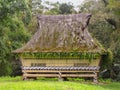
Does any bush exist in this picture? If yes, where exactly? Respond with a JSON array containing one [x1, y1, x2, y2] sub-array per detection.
[[101, 49, 113, 70]]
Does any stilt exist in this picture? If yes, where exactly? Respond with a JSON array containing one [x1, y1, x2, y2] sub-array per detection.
[[22, 76, 28, 80], [93, 72, 98, 83], [58, 72, 63, 81], [22, 71, 28, 80]]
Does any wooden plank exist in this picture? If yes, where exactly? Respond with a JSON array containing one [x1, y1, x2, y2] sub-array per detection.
[[61, 74, 95, 77], [23, 74, 58, 77], [23, 74, 95, 77], [22, 70, 99, 73], [21, 59, 100, 67]]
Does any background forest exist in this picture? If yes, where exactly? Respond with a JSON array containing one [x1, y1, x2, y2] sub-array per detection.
[[0, 0, 120, 81]]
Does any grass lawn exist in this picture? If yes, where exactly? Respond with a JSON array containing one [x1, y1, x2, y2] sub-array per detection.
[[0, 77, 120, 90]]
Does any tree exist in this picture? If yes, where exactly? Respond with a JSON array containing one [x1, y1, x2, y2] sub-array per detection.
[[79, 0, 120, 80], [59, 3, 74, 14], [28, 0, 43, 15], [107, 0, 120, 80], [43, 1, 60, 15], [108, 0, 120, 28], [0, 0, 31, 76], [44, 2, 76, 15]]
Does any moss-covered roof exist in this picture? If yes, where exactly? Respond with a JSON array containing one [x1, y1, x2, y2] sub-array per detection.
[[13, 14, 104, 53]]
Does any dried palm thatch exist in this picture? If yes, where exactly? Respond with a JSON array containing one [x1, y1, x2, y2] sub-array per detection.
[[13, 14, 104, 53]]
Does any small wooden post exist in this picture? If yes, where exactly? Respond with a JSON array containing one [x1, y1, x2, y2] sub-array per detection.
[[93, 72, 98, 83], [23, 75, 27, 80], [22, 70, 28, 80], [58, 72, 63, 81]]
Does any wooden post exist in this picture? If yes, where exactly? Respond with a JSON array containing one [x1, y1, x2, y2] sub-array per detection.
[[22, 70, 28, 80], [58, 72, 63, 81], [93, 72, 98, 83]]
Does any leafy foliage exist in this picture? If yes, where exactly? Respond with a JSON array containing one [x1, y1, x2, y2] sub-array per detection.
[[101, 49, 113, 70], [59, 3, 74, 14], [29, 0, 43, 15], [79, 0, 120, 79], [0, 0, 31, 76], [43, 2, 76, 15]]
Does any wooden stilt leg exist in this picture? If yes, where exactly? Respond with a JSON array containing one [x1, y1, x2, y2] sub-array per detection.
[[58, 72, 63, 81], [93, 72, 98, 83], [23, 71, 28, 80]]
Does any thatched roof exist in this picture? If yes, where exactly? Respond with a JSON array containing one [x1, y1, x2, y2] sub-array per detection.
[[13, 14, 104, 53]]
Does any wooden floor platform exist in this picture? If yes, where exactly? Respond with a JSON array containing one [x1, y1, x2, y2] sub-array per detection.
[[22, 66, 100, 83]]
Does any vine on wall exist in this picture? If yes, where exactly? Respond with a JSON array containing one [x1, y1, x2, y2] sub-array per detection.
[[18, 52, 101, 62]]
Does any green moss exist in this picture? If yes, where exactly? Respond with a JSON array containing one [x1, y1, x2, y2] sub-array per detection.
[[19, 52, 101, 62]]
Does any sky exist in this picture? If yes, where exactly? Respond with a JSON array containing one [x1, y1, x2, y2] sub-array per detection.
[[43, 0, 85, 7]]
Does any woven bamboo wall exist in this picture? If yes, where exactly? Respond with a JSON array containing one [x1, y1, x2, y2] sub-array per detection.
[[21, 58, 100, 67]]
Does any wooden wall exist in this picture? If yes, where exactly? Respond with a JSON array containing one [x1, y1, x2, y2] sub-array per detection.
[[21, 58, 101, 67]]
